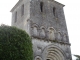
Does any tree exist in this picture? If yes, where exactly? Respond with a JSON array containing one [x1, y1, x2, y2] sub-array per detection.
[[74, 55, 80, 60], [0, 25, 33, 60]]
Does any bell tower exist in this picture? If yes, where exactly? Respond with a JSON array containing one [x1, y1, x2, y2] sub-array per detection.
[[11, 0, 72, 60]]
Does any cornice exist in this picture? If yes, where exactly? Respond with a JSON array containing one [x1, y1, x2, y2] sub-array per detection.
[[54, 0, 65, 7]]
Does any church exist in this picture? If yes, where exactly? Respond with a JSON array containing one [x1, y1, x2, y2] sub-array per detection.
[[11, 0, 72, 60]]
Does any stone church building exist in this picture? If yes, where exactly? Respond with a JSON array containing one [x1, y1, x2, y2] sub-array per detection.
[[11, 0, 72, 60]]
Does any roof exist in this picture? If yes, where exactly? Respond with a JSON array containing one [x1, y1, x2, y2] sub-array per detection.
[[10, 0, 23, 12], [10, 0, 65, 12], [54, 0, 65, 7]]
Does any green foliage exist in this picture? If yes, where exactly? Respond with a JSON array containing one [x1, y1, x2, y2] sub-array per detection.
[[74, 55, 80, 60], [0, 25, 33, 60]]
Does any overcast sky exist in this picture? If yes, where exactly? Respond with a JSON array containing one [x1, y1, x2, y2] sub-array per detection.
[[0, 0, 80, 58]]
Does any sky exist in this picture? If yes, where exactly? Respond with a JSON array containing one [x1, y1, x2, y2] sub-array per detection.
[[0, 0, 80, 58]]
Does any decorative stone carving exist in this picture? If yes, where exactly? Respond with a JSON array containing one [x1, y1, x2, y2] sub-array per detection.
[[33, 27, 38, 36], [40, 26, 46, 38], [63, 33, 67, 42], [48, 27, 56, 40], [11, 0, 72, 60], [57, 31, 62, 41], [31, 23, 39, 37], [37, 46, 42, 51], [42, 44, 65, 60], [35, 56, 42, 60]]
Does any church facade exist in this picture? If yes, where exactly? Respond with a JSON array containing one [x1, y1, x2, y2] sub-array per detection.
[[11, 0, 72, 60]]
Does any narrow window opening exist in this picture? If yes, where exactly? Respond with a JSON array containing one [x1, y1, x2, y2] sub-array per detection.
[[47, 59, 50, 60], [15, 12, 17, 23], [21, 4, 24, 16], [53, 7, 56, 16], [40, 2, 43, 12]]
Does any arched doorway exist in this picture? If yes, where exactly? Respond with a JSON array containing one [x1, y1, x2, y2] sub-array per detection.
[[42, 44, 66, 60]]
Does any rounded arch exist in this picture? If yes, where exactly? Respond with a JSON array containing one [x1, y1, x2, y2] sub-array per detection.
[[48, 27, 56, 32], [42, 44, 66, 60], [40, 26, 46, 29], [35, 56, 42, 60], [32, 23, 39, 29]]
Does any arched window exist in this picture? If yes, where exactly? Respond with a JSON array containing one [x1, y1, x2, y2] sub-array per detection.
[[53, 7, 56, 16], [40, 2, 43, 12], [21, 4, 24, 16], [15, 12, 17, 23]]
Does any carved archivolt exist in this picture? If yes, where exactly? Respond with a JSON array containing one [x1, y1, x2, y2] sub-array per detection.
[[42, 44, 66, 60], [47, 48, 64, 60], [35, 56, 42, 60]]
